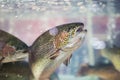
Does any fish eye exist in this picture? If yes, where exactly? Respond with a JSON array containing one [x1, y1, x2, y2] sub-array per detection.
[[76, 27, 83, 32]]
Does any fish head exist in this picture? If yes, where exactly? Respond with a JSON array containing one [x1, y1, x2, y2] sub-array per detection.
[[31, 22, 87, 58], [63, 23, 87, 49], [51, 22, 87, 51]]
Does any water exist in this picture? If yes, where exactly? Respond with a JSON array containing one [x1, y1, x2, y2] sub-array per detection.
[[0, 0, 120, 80]]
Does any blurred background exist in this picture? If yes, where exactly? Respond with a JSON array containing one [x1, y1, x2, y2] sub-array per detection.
[[0, 0, 120, 80]]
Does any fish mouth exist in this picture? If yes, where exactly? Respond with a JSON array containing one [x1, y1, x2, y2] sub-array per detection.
[[75, 25, 87, 40], [65, 28, 87, 48], [76, 25, 87, 34]]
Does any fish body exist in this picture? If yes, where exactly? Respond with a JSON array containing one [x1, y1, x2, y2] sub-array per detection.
[[0, 30, 28, 63], [29, 22, 87, 80], [77, 63, 120, 80], [0, 61, 59, 80], [0, 61, 30, 80], [100, 41, 120, 72]]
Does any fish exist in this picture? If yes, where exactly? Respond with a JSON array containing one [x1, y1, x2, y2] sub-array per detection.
[[0, 30, 28, 63], [100, 41, 120, 72], [29, 22, 87, 80], [0, 61, 30, 80], [77, 63, 120, 80], [0, 61, 59, 80], [0, 22, 87, 80]]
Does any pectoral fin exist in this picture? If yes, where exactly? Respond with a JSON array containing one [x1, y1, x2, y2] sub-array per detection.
[[63, 54, 72, 66]]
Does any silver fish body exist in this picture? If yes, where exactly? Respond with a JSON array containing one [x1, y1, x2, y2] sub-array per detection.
[[29, 22, 87, 80]]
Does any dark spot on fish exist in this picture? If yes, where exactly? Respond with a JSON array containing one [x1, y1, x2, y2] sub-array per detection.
[[79, 23, 84, 26], [67, 27, 71, 32], [76, 27, 83, 32]]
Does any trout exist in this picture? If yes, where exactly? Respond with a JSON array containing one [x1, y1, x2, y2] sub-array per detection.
[[0, 30, 28, 63], [0, 61, 59, 80], [101, 43, 120, 72], [29, 23, 87, 80], [0, 22, 87, 80], [77, 63, 120, 80]]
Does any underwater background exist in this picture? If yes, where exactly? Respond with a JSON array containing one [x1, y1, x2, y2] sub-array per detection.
[[0, 0, 120, 80]]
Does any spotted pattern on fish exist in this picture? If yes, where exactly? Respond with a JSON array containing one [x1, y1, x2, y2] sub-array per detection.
[[53, 31, 69, 49]]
